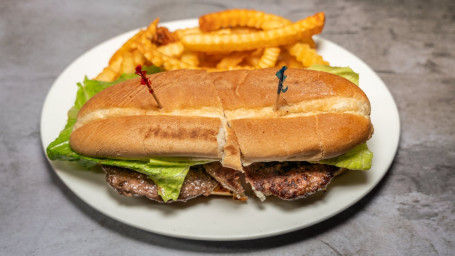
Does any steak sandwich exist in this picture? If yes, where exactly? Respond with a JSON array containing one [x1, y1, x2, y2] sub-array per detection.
[[48, 66, 374, 203]]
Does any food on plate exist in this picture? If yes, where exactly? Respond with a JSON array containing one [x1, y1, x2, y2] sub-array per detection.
[[48, 66, 374, 203], [288, 42, 329, 67], [198, 9, 293, 32], [180, 12, 324, 52], [46, 9, 373, 204], [94, 9, 328, 82]]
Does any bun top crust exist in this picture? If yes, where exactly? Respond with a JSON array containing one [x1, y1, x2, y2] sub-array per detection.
[[211, 68, 369, 110], [78, 70, 223, 118], [70, 68, 373, 169]]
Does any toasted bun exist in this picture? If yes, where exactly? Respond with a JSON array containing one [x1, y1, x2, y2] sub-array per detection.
[[70, 68, 373, 169]]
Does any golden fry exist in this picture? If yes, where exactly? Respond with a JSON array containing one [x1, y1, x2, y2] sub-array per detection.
[[132, 49, 146, 66], [198, 52, 227, 67], [157, 41, 185, 57], [243, 49, 263, 67], [173, 27, 201, 40], [300, 36, 316, 48], [120, 30, 144, 51], [199, 9, 292, 32], [136, 19, 196, 70], [182, 12, 325, 52], [287, 42, 329, 67], [229, 27, 260, 34], [216, 51, 250, 69], [95, 67, 118, 82], [255, 47, 280, 69], [94, 30, 145, 81], [262, 20, 288, 30], [108, 52, 123, 73], [180, 52, 200, 66], [138, 38, 196, 70], [120, 51, 135, 74], [96, 10, 328, 77], [277, 50, 305, 68]]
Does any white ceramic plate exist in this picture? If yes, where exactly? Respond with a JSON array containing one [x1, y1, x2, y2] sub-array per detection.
[[40, 19, 400, 241]]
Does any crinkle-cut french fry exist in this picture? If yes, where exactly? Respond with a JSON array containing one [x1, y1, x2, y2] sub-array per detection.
[[243, 49, 264, 67], [197, 52, 225, 68], [287, 42, 329, 67], [136, 18, 160, 58], [142, 45, 195, 70], [213, 28, 233, 35], [94, 30, 145, 80], [138, 38, 197, 71], [276, 50, 305, 68], [157, 41, 184, 57], [97, 10, 328, 78], [174, 27, 234, 43], [262, 20, 288, 30], [119, 30, 144, 51], [255, 47, 280, 69], [180, 52, 200, 66], [142, 19, 160, 42], [300, 36, 316, 48], [95, 20, 159, 80], [251, 15, 287, 70], [120, 51, 135, 74], [137, 19, 196, 70], [173, 27, 201, 40], [108, 53, 123, 73], [277, 50, 305, 68], [287, 56, 305, 68], [95, 67, 118, 82], [199, 9, 292, 32], [216, 51, 251, 69], [229, 27, 260, 34], [108, 30, 144, 64], [182, 12, 325, 52], [132, 49, 146, 66]]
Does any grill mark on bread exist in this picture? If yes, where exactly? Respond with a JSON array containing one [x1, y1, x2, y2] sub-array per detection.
[[144, 125, 217, 141]]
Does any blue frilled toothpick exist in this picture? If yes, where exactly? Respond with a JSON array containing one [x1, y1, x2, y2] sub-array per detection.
[[274, 66, 288, 111]]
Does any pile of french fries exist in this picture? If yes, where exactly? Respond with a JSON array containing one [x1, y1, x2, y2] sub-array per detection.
[[95, 9, 329, 82]]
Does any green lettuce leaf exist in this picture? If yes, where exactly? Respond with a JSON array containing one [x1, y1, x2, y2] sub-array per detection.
[[46, 73, 138, 163], [307, 65, 373, 170], [46, 68, 209, 202], [319, 143, 373, 170], [72, 155, 200, 202], [308, 64, 359, 86]]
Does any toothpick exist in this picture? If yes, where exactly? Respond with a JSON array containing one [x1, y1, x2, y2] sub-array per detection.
[[135, 65, 162, 109], [274, 66, 288, 111]]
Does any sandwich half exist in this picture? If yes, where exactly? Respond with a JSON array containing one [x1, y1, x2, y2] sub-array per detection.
[[48, 66, 374, 202]]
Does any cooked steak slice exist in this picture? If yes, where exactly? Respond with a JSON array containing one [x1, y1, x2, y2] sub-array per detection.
[[203, 162, 247, 200], [244, 162, 339, 201], [102, 165, 219, 203]]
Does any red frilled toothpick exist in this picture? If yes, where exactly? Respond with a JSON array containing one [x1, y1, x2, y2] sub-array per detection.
[[135, 65, 163, 109]]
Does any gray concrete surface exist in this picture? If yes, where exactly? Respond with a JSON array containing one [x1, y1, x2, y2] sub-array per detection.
[[1, 0, 454, 255]]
